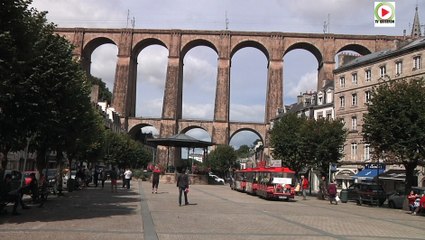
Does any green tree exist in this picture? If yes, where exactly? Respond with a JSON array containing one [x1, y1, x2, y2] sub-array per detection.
[[363, 78, 425, 193], [0, 0, 50, 172], [208, 145, 237, 176], [235, 145, 250, 158], [270, 113, 346, 177], [301, 118, 347, 177], [104, 131, 151, 169], [270, 113, 307, 174], [88, 75, 112, 104]]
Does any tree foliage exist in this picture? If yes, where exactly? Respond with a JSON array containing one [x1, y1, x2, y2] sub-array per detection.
[[363, 78, 425, 192], [235, 145, 250, 158], [270, 113, 347, 176], [104, 131, 152, 169], [208, 145, 237, 176], [0, 0, 50, 168], [269, 113, 306, 174]]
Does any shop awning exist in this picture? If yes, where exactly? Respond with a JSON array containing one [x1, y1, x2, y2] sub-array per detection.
[[378, 169, 417, 181], [352, 168, 384, 180]]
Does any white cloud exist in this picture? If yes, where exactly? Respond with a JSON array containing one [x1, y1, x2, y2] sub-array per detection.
[[138, 46, 168, 88], [136, 98, 164, 117], [230, 104, 265, 122], [285, 71, 317, 103], [183, 55, 216, 87], [182, 103, 214, 119]]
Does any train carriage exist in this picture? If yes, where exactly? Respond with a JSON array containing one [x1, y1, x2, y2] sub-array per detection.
[[255, 167, 296, 201]]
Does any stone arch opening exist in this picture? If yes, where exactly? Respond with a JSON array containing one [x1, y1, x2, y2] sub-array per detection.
[[229, 129, 263, 148], [84, 38, 118, 95], [229, 129, 263, 168], [284, 42, 323, 64], [230, 41, 270, 61], [128, 124, 159, 142], [82, 37, 117, 73], [181, 44, 218, 120], [283, 42, 323, 105], [130, 39, 169, 118], [230, 42, 269, 123], [181, 39, 219, 58], [334, 44, 372, 68], [179, 127, 212, 171]]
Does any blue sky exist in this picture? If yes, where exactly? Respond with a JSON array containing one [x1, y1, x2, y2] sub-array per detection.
[[32, 0, 424, 149]]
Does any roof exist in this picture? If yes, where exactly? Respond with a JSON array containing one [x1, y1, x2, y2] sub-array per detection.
[[334, 37, 425, 73]]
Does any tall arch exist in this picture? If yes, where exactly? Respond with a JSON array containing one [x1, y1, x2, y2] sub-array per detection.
[[230, 41, 269, 123], [180, 42, 218, 120], [82, 37, 117, 74]]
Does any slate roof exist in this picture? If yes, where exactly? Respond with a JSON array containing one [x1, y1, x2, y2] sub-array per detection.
[[334, 37, 425, 73]]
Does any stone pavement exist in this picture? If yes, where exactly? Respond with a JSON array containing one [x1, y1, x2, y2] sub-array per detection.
[[1, 180, 425, 240]]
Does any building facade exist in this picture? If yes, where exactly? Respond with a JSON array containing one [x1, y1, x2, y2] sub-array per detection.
[[334, 37, 425, 188]]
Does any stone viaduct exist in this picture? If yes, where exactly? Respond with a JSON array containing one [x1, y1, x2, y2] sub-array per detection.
[[55, 27, 403, 164]]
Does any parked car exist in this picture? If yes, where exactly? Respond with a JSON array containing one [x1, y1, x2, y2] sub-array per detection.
[[387, 187, 425, 209], [346, 182, 387, 206], [208, 174, 225, 185]]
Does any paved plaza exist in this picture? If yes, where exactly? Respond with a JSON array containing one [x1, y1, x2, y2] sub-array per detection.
[[1, 180, 424, 240]]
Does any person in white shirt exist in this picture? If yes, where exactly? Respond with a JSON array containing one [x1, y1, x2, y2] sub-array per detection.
[[124, 168, 133, 189]]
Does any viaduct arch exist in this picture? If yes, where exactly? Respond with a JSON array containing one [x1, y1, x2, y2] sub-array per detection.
[[55, 27, 403, 164]]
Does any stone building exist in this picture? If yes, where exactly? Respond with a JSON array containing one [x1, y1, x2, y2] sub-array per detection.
[[333, 8, 425, 189]]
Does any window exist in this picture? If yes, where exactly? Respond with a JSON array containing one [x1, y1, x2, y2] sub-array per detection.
[[352, 93, 357, 106], [395, 61, 403, 75], [364, 144, 370, 161], [339, 76, 345, 88], [352, 73, 358, 85], [414, 56, 422, 70], [351, 143, 358, 160], [326, 113, 332, 120], [365, 69, 371, 81], [339, 96, 345, 108], [351, 116, 357, 131], [380, 65, 386, 78], [365, 91, 372, 103]]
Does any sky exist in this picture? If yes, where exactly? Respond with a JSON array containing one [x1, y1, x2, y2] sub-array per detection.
[[31, 0, 424, 149]]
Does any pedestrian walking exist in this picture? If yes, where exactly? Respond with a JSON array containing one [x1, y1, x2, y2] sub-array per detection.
[[318, 176, 328, 200], [328, 181, 338, 204], [110, 167, 118, 192], [300, 175, 309, 200], [100, 169, 107, 189], [177, 169, 190, 206], [152, 165, 161, 194], [124, 168, 133, 189]]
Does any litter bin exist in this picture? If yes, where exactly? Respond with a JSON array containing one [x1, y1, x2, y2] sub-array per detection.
[[340, 189, 348, 203]]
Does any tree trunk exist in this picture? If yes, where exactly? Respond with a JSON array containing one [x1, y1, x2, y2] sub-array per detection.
[[404, 161, 417, 194]]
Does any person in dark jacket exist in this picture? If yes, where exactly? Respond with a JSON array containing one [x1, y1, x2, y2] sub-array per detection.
[[176, 169, 190, 206]]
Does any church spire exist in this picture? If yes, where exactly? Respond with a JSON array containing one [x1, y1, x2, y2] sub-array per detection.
[[411, 5, 422, 38]]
